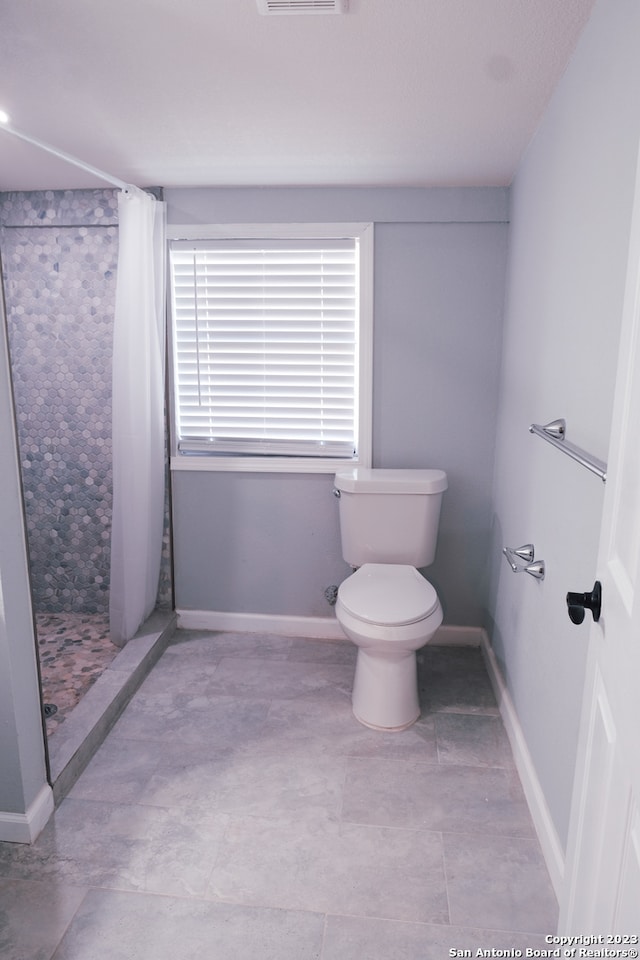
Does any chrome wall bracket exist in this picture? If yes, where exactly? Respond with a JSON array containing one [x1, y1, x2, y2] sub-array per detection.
[[503, 543, 534, 571], [522, 560, 546, 580], [503, 543, 546, 580]]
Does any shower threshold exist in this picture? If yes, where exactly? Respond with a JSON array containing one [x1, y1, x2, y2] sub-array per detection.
[[46, 609, 176, 803]]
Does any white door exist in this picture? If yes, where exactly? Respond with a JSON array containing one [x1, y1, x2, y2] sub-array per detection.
[[559, 149, 640, 932]]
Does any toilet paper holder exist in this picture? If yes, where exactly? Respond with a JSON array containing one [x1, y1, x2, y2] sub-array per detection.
[[503, 543, 546, 581]]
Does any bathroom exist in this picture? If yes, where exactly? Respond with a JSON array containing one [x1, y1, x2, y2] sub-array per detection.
[[1, 184, 506, 729], [1, 0, 639, 933]]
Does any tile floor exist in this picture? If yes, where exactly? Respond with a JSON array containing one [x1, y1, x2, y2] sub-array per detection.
[[36, 613, 118, 736], [0, 631, 559, 959]]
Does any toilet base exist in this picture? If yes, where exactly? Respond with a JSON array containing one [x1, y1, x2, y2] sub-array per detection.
[[351, 647, 421, 731], [352, 708, 420, 732]]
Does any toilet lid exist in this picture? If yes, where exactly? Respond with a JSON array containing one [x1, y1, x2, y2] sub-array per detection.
[[338, 564, 439, 626]]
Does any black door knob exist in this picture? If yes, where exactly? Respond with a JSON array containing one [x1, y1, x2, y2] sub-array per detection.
[[566, 581, 602, 625]]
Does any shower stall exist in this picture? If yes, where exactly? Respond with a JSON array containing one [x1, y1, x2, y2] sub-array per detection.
[[0, 188, 172, 739]]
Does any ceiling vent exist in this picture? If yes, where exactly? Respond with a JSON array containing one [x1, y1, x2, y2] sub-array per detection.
[[257, 0, 348, 14]]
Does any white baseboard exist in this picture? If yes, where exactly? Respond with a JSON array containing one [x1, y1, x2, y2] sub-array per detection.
[[176, 611, 489, 646], [176, 608, 348, 640], [0, 783, 54, 844], [432, 624, 484, 646], [480, 631, 565, 900]]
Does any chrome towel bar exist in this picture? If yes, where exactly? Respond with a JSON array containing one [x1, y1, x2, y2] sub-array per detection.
[[529, 419, 607, 483]]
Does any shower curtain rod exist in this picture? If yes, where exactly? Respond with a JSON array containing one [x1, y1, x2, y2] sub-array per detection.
[[0, 121, 136, 193]]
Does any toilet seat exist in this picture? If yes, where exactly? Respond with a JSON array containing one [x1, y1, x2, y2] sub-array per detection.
[[338, 563, 438, 626]]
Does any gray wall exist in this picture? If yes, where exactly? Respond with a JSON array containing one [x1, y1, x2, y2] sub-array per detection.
[[487, 0, 640, 852], [167, 188, 508, 624]]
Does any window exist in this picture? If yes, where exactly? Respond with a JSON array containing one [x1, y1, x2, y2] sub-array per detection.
[[168, 223, 373, 473]]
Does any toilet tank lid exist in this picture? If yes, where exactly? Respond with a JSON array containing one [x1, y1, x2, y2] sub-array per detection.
[[334, 467, 447, 495]]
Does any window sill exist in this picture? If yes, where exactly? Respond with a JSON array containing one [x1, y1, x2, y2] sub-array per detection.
[[170, 455, 368, 475]]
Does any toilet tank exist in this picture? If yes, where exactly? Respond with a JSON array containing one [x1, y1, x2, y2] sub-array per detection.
[[334, 468, 448, 567]]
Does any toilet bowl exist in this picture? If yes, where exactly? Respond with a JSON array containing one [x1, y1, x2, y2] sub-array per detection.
[[336, 563, 443, 730]]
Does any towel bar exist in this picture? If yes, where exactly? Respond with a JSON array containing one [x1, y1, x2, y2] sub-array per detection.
[[529, 419, 607, 482]]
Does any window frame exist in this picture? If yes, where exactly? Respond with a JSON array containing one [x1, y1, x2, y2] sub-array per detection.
[[167, 222, 373, 474]]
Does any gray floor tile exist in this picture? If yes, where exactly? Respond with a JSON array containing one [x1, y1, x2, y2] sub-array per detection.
[[258, 697, 439, 762], [321, 914, 554, 960], [443, 832, 558, 934], [132, 654, 223, 696], [205, 656, 354, 702], [142, 745, 347, 820], [0, 632, 559, 958], [435, 712, 515, 767], [419, 646, 499, 715], [341, 757, 535, 836], [0, 798, 228, 898], [167, 629, 293, 661], [110, 690, 271, 747], [287, 636, 357, 664], [0, 878, 87, 960], [67, 737, 163, 803], [52, 888, 325, 960], [208, 815, 449, 923]]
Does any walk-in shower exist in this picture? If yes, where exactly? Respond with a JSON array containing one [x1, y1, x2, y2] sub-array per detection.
[[0, 188, 171, 741]]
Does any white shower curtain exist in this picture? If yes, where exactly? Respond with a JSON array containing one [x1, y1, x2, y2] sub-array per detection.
[[109, 187, 167, 646]]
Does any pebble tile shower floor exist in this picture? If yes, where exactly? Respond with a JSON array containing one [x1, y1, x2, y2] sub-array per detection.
[[36, 613, 119, 737], [0, 632, 558, 959]]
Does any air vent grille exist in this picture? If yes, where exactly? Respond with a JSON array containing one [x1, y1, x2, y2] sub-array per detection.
[[257, 0, 348, 14]]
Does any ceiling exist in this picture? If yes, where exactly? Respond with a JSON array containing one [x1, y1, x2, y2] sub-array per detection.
[[0, 0, 596, 192]]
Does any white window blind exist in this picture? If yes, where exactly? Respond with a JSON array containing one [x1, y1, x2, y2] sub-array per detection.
[[169, 236, 360, 459]]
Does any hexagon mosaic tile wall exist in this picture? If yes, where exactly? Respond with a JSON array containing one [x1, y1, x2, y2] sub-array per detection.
[[1, 189, 171, 615]]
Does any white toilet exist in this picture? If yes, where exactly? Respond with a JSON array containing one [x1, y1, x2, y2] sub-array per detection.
[[333, 467, 448, 731]]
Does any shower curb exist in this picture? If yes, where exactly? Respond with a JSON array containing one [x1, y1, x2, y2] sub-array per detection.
[[47, 609, 176, 804]]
